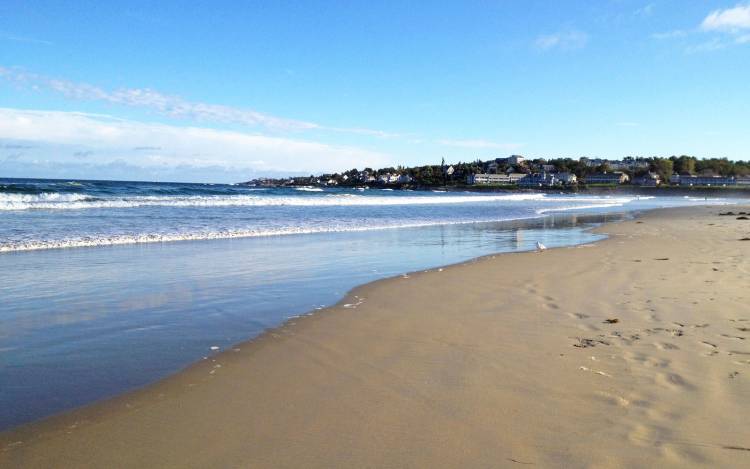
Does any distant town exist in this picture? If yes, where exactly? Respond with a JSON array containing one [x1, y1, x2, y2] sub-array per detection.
[[244, 155, 750, 190]]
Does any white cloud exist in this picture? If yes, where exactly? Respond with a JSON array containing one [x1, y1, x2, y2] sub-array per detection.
[[0, 67, 401, 137], [0, 108, 394, 177], [535, 30, 588, 50], [635, 3, 656, 17], [701, 4, 750, 32], [436, 139, 522, 151], [0, 67, 317, 131]]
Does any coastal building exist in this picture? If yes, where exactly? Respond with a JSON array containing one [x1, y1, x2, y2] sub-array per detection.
[[467, 173, 526, 185], [518, 172, 556, 187], [585, 172, 630, 184], [378, 174, 399, 184], [505, 155, 526, 165], [669, 174, 736, 186], [397, 174, 413, 184], [736, 177, 750, 186], [581, 157, 649, 171], [636, 172, 661, 186], [556, 172, 578, 185]]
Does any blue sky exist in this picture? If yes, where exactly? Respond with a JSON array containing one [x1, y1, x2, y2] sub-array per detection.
[[1, 1, 749, 182]]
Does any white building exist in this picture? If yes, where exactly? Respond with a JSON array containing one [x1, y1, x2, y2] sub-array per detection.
[[467, 173, 526, 185], [505, 155, 525, 165], [556, 172, 578, 184], [585, 172, 630, 184], [669, 174, 736, 186], [518, 173, 557, 187]]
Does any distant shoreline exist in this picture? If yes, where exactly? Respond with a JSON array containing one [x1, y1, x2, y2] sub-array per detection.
[[243, 181, 750, 197]]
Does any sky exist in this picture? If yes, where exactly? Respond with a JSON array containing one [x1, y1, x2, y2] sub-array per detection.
[[1, 0, 749, 183]]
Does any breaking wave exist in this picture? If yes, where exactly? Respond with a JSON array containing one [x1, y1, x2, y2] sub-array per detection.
[[0, 192, 548, 211]]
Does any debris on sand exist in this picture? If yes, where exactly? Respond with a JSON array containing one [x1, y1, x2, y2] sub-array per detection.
[[604, 318, 619, 324]]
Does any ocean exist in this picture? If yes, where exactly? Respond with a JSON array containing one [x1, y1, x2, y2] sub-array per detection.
[[0, 178, 742, 430]]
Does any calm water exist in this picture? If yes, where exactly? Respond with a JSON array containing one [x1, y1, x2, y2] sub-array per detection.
[[0, 178, 742, 430]]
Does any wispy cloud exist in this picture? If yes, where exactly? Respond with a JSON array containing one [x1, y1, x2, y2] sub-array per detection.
[[0, 108, 395, 177], [133, 146, 162, 151], [691, 3, 750, 50], [651, 4, 750, 52], [634, 3, 656, 17], [701, 4, 750, 32], [0, 67, 404, 137], [0, 33, 53, 46], [535, 30, 588, 51], [436, 139, 522, 151], [0, 67, 318, 131]]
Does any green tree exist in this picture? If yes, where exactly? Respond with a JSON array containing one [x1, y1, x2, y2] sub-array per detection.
[[651, 158, 674, 181], [672, 155, 696, 175]]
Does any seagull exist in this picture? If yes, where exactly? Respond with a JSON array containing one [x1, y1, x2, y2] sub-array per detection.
[[536, 241, 547, 252]]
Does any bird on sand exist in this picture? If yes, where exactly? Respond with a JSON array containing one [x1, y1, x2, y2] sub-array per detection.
[[536, 241, 547, 251]]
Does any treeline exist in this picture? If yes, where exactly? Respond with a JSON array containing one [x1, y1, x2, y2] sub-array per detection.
[[247, 155, 750, 187]]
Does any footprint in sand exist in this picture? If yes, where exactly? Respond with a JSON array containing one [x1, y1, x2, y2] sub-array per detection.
[[700, 341, 720, 356], [720, 334, 746, 341], [624, 351, 670, 368], [568, 312, 590, 320], [656, 372, 693, 390], [655, 342, 680, 351], [594, 390, 630, 407]]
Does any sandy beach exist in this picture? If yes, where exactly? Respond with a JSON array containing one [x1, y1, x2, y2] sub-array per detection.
[[2, 205, 749, 468]]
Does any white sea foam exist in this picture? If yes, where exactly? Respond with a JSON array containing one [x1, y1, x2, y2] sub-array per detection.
[[294, 187, 324, 192], [0, 216, 541, 253], [0, 192, 547, 211], [535, 203, 626, 214]]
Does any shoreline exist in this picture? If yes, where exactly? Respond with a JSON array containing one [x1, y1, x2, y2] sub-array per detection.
[[3, 205, 750, 467], [0, 211, 618, 430]]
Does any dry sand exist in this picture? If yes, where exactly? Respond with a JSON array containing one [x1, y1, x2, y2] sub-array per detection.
[[2, 205, 749, 468]]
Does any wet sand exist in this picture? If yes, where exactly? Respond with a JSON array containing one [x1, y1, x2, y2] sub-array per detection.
[[2, 205, 750, 468]]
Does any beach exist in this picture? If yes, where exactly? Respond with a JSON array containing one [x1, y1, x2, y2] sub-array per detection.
[[2, 205, 749, 468]]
